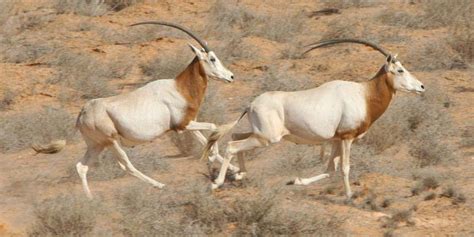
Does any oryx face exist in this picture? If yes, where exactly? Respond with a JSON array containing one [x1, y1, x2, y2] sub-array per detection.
[[188, 44, 234, 83], [386, 55, 425, 94]]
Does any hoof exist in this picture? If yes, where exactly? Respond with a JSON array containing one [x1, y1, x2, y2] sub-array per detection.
[[234, 172, 246, 181], [153, 183, 165, 189], [286, 180, 295, 185], [211, 183, 221, 190]]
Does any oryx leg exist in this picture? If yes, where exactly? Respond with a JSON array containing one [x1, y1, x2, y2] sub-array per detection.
[[76, 141, 104, 199], [185, 121, 217, 131], [110, 140, 165, 188], [231, 132, 252, 180], [190, 130, 240, 172], [212, 135, 266, 189], [289, 140, 341, 186], [341, 139, 354, 199]]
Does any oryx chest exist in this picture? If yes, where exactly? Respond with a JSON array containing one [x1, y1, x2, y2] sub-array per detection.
[[335, 86, 369, 138]]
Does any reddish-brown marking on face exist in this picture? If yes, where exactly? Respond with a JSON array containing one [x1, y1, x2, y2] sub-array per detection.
[[336, 65, 395, 140], [174, 57, 208, 130]]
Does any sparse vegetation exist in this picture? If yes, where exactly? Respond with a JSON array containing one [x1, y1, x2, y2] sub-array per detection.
[[140, 48, 190, 81], [0, 106, 76, 152], [412, 174, 440, 196], [0, 88, 16, 111], [440, 186, 467, 205], [28, 194, 102, 236], [54, 0, 143, 16], [383, 208, 415, 229]]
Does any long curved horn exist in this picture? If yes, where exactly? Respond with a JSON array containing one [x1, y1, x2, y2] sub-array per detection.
[[130, 21, 210, 52], [303, 38, 389, 57]]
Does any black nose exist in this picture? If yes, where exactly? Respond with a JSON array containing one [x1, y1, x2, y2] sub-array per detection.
[[421, 85, 425, 89], [231, 75, 234, 80]]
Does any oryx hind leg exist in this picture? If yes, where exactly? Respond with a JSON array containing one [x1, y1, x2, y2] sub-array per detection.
[[190, 130, 239, 172], [212, 135, 267, 189], [76, 140, 104, 199], [110, 140, 165, 188], [231, 132, 253, 180]]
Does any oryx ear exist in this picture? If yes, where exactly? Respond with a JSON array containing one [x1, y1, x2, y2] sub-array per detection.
[[188, 43, 205, 60], [386, 54, 393, 63]]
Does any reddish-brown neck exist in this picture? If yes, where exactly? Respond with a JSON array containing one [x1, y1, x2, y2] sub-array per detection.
[[174, 57, 208, 130], [364, 65, 395, 125]]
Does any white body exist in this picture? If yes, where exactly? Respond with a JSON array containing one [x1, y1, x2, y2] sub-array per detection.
[[76, 42, 236, 198], [206, 57, 425, 199]]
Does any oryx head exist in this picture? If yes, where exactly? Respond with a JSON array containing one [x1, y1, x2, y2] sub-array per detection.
[[384, 54, 424, 94], [303, 38, 425, 94], [131, 21, 234, 83]]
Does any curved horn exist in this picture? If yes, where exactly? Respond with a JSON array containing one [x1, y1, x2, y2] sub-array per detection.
[[130, 21, 210, 52], [303, 38, 389, 57]]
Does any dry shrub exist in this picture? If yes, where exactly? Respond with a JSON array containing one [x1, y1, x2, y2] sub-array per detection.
[[184, 188, 227, 234], [0, 88, 16, 111], [169, 131, 200, 157], [117, 186, 185, 236], [322, 0, 381, 8], [28, 194, 102, 236], [323, 15, 406, 43], [357, 83, 456, 167], [440, 186, 466, 205], [379, 0, 473, 29], [0, 37, 56, 63], [54, 0, 109, 16], [259, 63, 315, 92], [271, 144, 321, 176], [54, 0, 142, 16], [140, 48, 189, 81], [206, 0, 304, 43], [383, 208, 415, 229], [0, 106, 76, 152], [450, 17, 474, 62], [48, 48, 132, 100], [405, 39, 466, 71], [424, 192, 437, 201], [411, 172, 440, 196], [105, 0, 144, 11], [228, 190, 343, 236]]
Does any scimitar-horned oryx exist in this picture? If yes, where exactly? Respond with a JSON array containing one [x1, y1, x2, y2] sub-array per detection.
[[76, 21, 237, 198], [202, 39, 425, 199]]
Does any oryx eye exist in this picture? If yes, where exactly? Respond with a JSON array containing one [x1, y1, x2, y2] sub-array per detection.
[[210, 57, 216, 62], [397, 69, 404, 73]]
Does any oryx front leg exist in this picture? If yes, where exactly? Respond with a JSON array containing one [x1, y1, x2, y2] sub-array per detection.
[[190, 131, 239, 172], [185, 121, 217, 131], [289, 141, 340, 186], [212, 136, 264, 189], [341, 139, 354, 199], [111, 140, 165, 188]]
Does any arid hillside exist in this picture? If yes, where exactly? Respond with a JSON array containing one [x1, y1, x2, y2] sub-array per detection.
[[0, 0, 473, 236]]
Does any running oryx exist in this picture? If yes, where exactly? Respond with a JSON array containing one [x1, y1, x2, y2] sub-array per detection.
[[202, 39, 425, 199], [76, 21, 237, 198]]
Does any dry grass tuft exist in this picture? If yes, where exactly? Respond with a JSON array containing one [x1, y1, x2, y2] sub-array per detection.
[[322, 0, 381, 8], [48, 48, 132, 100], [383, 208, 415, 229], [0, 106, 76, 152], [440, 186, 467, 205], [357, 83, 457, 168], [405, 39, 467, 71], [206, 0, 304, 43], [140, 48, 190, 81], [0, 88, 16, 111], [411, 173, 440, 196], [54, 0, 143, 16], [28, 194, 102, 236]]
